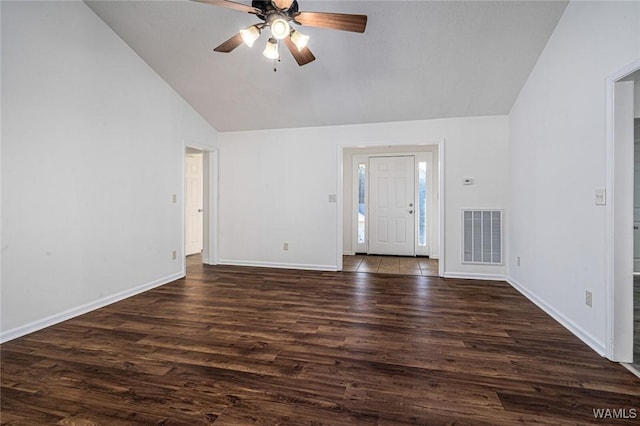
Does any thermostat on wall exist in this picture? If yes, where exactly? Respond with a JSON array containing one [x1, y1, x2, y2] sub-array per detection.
[[463, 178, 474, 185]]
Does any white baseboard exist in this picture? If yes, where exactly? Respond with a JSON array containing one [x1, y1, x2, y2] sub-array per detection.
[[343, 251, 356, 256], [506, 275, 606, 357], [217, 259, 338, 272], [443, 272, 506, 281], [621, 363, 640, 379], [0, 271, 185, 344]]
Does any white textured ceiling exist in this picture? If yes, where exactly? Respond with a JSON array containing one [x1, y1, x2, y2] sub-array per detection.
[[85, 0, 567, 132]]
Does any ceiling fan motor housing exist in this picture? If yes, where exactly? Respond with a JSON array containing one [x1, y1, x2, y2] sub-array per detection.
[[252, 0, 298, 20]]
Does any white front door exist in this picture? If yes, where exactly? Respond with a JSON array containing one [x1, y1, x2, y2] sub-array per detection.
[[185, 153, 203, 256], [368, 156, 415, 256]]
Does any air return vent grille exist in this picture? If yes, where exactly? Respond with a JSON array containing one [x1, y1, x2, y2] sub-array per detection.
[[462, 209, 503, 265]]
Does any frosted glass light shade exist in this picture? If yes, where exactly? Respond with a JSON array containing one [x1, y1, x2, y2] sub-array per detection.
[[270, 18, 290, 40], [263, 38, 279, 59], [290, 29, 309, 51], [240, 25, 260, 47]]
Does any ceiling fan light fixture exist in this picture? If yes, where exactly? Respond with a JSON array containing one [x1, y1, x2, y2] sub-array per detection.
[[270, 18, 290, 40], [240, 25, 260, 47], [200, 0, 368, 67], [290, 29, 309, 51], [263, 38, 279, 60]]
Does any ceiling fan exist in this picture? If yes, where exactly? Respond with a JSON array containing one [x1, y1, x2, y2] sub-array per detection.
[[192, 0, 367, 68]]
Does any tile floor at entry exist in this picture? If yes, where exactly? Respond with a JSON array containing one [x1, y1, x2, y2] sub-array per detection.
[[343, 255, 439, 277]]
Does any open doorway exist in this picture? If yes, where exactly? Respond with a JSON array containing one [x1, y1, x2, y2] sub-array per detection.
[[606, 60, 640, 372], [634, 116, 640, 373], [185, 148, 204, 256], [184, 147, 206, 270], [341, 144, 443, 277]]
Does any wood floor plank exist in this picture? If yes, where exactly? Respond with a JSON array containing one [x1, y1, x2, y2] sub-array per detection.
[[2, 257, 640, 424]]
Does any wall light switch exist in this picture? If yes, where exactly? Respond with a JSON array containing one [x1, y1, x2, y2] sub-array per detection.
[[585, 290, 593, 307], [595, 188, 606, 206], [328, 194, 337, 203], [172, 194, 177, 204]]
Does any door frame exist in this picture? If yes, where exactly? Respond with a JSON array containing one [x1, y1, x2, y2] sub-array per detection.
[[605, 59, 639, 362], [337, 139, 445, 277], [182, 142, 219, 271], [351, 152, 435, 257]]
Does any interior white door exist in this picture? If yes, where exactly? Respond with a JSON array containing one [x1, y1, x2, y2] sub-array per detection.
[[185, 153, 203, 255], [368, 156, 415, 256]]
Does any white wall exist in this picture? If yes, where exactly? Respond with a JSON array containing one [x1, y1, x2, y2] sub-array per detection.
[[218, 116, 508, 278], [508, 1, 640, 354], [1, 1, 217, 340]]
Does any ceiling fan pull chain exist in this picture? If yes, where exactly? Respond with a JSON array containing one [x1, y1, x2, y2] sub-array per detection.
[[273, 41, 281, 72]]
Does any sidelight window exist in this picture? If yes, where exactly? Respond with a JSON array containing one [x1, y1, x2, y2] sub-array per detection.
[[357, 163, 366, 244], [418, 161, 427, 247]]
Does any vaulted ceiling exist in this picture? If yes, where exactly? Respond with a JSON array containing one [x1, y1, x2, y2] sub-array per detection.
[[85, 0, 568, 132]]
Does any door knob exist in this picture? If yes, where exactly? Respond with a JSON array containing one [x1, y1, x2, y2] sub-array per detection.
[[198, 209, 203, 213], [409, 210, 414, 214], [635, 225, 639, 230]]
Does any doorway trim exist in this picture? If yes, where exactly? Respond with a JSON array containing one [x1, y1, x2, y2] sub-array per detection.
[[605, 59, 640, 362], [182, 141, 218, 271], [337, 139, 445, 277]]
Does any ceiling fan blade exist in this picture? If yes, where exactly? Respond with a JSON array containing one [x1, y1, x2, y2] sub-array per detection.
[[214, 33, 244, 52], [283, 36, 316, 66], [272, 0, 294, 10], [191, 0, 260, 14], [294, 11, 367, 33]]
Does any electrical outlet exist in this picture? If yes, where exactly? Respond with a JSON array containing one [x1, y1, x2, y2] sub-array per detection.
[[283, 243, 289, 251], [172, 194, 177, 204], [172, 250, 177, 260], [517, 256, 521, 267], [585, 290, 592, 307]]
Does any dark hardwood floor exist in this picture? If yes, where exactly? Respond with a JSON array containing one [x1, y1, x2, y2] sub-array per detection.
[[2, 256, 639, 425]]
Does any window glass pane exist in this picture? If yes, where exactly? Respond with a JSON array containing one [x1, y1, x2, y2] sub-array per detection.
[[357, 163, 366, 244], [418, 161, 427, 246]]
